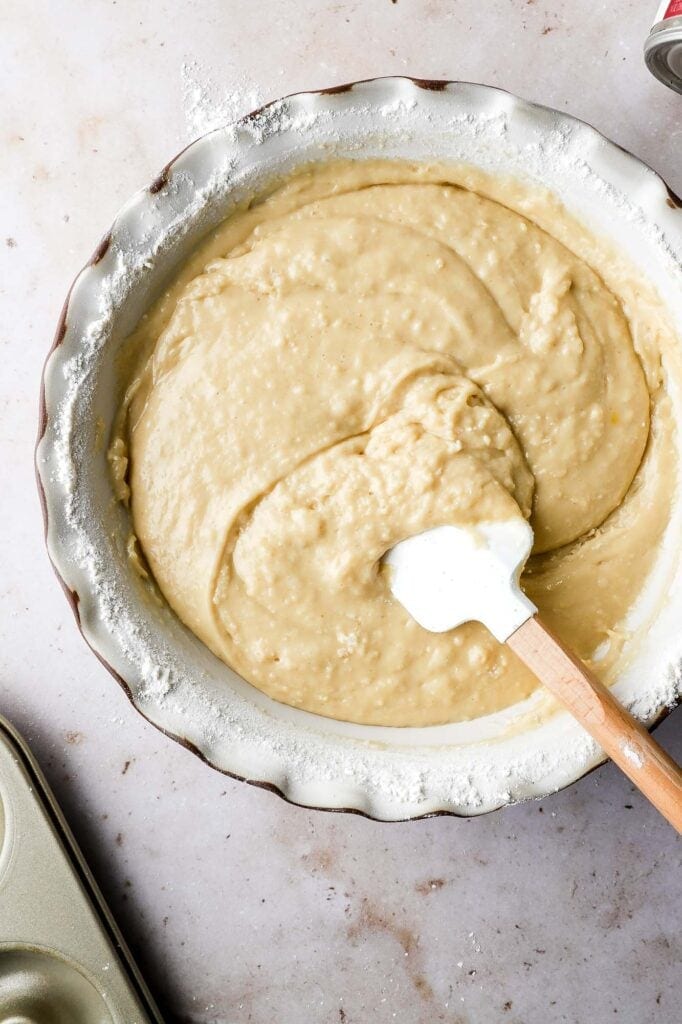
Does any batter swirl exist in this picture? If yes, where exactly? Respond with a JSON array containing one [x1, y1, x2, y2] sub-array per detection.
[[112, 160, 673, 726]]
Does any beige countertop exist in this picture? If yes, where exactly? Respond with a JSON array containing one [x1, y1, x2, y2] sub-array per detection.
[[1, 1, 680, 1021]]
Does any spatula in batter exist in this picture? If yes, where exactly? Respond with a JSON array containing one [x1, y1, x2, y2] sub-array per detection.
[[384, 519, 682, 832]]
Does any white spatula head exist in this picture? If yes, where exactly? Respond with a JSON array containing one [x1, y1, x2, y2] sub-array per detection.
[[384, 519, 537, 643]]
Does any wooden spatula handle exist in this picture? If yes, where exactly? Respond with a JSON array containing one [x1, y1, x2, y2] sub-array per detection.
[[507, 616, 682, 833]]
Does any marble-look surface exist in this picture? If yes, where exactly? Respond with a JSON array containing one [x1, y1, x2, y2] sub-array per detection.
[[1, 2, 681, 1021]]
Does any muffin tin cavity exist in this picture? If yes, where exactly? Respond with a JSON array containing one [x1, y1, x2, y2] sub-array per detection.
[[0, 947, 113, 1024], [0, 719, 161, 1023]]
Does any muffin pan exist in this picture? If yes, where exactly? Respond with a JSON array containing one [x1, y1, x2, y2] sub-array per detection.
[[0, 715, 162, 1023]]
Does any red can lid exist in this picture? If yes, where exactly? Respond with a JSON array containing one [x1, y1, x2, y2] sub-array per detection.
[[660, 1, 682, 19]]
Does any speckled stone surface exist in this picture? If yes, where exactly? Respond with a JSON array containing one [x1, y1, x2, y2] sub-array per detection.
[[1, 2, 681, 1022]]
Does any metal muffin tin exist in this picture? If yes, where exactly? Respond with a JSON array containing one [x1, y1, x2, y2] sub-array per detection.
[[0, 715, 162, 1023]]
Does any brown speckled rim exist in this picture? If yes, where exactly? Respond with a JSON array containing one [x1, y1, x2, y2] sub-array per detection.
[[36, 77, 680, 822]]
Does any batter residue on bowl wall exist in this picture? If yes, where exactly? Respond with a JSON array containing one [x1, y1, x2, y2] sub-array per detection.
[[110, 160, 676, 727]]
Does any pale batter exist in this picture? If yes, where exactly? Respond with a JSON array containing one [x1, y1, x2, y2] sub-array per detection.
[[111, 160, 675, 727]]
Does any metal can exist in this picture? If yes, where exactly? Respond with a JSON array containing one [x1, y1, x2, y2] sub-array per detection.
[[645, 2, 682, 93]]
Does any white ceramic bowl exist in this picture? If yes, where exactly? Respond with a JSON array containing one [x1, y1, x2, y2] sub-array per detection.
[[37, 79, 682, 820]]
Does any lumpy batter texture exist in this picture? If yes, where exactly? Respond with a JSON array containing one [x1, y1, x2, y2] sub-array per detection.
[[112, 160, 674, 727]]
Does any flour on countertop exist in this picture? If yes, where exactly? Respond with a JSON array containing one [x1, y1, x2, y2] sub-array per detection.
[[181, 60, 265, 140]]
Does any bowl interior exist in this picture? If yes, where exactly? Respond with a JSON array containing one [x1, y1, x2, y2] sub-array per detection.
[[38, 79, 682, 818]]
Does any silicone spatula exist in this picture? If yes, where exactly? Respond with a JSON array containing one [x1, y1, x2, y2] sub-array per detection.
[[384, 519, 682, 832]]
